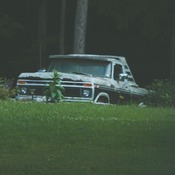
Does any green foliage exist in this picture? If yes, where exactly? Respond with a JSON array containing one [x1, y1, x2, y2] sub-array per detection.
[[44, 70, 64, 102], [145, 79, 175, 107], [0, 87, 16, 100], [0, 77, 16, 100]]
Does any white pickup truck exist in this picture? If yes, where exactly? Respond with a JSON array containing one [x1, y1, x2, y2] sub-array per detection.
[[16, 54, 148, 104]]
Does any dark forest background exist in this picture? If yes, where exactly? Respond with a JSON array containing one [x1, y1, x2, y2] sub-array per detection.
[[0, 0, 174, 86]]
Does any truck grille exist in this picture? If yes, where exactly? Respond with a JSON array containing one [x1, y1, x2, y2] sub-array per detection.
[[18, 85, 92, 98], [64, 87, 81, 97]]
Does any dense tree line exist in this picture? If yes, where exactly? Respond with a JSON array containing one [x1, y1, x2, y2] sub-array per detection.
[[0, 0, 174, 85]]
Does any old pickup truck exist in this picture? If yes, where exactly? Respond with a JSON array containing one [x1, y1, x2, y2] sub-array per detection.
[[16, 54, 148, 104]]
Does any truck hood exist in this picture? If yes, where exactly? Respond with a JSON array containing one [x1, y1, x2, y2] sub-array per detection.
[[18, 72, 113, 87]]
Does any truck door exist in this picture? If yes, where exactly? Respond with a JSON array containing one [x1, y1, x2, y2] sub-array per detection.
[[113, 63, 131, 98]]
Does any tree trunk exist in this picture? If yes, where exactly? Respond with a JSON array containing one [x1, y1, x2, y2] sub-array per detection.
[[38, 0, 47, 68], [59, 0, 66, 54], [73, 0, 89, 54]]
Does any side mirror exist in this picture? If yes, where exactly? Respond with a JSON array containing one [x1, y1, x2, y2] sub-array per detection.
[[119, 73, 128, 81]]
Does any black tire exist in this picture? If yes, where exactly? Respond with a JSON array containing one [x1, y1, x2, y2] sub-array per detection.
[[97, 96, 109, 104]]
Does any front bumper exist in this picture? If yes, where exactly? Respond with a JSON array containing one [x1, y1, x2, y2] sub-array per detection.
[[16, 95, 93, 103]]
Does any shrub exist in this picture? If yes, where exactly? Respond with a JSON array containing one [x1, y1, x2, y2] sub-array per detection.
[[0, 77, 16, 100], [0, 87, 16, 100], [43, 70, 64, 102], [145, 79, 175, 107]]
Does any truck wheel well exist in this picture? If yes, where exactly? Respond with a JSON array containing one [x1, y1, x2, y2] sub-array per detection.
[[94, 92, 110, 104]]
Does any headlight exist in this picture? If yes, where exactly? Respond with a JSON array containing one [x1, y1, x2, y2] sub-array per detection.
[[20, 87, 27, 94], [82, 89, 90, 97]]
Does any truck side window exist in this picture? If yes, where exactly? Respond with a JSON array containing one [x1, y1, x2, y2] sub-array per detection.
[[114, 64, 123, 80]]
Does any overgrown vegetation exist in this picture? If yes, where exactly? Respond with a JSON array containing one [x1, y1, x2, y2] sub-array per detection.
[[43, 70, 64, 102], [0, 77, 16, 100], [0, 102, 175, 175], [1, 75, 175, 108], [145, 79, 175, 107]]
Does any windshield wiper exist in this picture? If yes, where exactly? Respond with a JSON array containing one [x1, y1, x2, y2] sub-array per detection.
[[72, 72, 92, 76]]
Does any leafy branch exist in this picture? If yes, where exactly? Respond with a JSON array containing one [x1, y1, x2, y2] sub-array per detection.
[[44, 70, 64, 102]]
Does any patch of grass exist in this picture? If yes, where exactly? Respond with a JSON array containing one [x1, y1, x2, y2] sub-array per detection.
[[0, 101, 175, 175]]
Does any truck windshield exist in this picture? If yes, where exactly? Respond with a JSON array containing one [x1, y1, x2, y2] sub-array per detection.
[[47, 58, 111, 78]]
